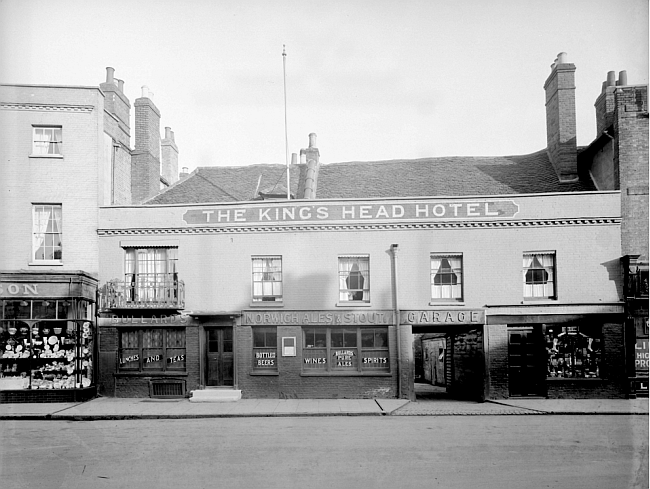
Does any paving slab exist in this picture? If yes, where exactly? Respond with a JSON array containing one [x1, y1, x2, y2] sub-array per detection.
[[491, 398, 650, 415]]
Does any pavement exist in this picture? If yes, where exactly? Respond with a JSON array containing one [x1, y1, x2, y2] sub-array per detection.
[[0, 395, 647, 420]]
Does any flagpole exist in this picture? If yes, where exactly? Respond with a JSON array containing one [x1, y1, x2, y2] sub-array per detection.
[[283, 45, 290, 200]]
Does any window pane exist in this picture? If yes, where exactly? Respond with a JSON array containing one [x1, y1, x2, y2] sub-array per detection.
[[143, 349, 163, 369], [303, 348, 327, 369], [253, 330, 265, 347], [339, 256, 370, 302], [119, 349, 140, 369], [546, 325, 600, 378], [166, 348, 186, 370], [524, 253, 555, 298], [331, 347, 358, 370], [361, 330, 374, 347]]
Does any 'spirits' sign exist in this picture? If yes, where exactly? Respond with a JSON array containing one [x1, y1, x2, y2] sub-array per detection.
[[183, 200, 519, 225]]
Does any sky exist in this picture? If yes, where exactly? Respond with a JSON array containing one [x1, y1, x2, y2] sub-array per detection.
[[0, 0, 647, 172]]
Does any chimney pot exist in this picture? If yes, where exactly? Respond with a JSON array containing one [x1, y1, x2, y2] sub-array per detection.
[[116, 79, 124, 91], [607, 71, 616, 87], [165, 127, 172, 139], [141, 85, 149, 98], [182, 167, 188, 173], [308, 133, 317, 148], [291, 153, 297, 165], [556, 52, 568, 64], [617, 70, 628, 86], [106, 67, 115, 84]]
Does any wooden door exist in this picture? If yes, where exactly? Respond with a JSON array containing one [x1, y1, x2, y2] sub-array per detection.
[[206, 328, 234, 386], [508, 327, 544, 396]]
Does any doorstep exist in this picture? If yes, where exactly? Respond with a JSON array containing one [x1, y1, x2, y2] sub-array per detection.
[[189, 389, 242, 402]]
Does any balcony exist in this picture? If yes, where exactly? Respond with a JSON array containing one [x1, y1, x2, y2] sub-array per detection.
[[623, 256, 649, 300], [99, 278, 185, 311]]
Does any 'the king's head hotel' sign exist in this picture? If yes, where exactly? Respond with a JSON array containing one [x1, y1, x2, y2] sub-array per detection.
[[183, 200, 519, 225]]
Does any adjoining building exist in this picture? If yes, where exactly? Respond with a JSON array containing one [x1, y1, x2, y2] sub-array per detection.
[[0, 69, 179, 401], [96, 53, 647, 401]]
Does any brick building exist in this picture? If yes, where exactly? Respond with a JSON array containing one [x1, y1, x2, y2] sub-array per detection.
[[0, 68, 179, 401], [95, 53, 646, 401]]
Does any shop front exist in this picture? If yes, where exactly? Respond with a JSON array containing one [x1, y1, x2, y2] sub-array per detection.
[[238, 310, 398, 399], [0, 271, 97, 403], [97, 313, 199, 398], [486, 304, 627, 399]]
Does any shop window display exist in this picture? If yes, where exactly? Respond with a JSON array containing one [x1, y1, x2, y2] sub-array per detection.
[[0, 299, 94, 390], [545, 324, 601, 378]]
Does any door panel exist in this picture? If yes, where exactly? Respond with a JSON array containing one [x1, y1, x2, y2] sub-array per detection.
[[206, 328, 234, 386], [508, 328, 544, 396]]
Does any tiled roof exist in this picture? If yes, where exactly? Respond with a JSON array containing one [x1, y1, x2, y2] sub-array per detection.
[[145, 149, 595, 205], [145, 164, 304, 205], [314, 149, 594, 199]]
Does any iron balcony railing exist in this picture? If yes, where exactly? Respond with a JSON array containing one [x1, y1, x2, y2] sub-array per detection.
[[99, 278, 185, 310], [625, 268, 649, 299]]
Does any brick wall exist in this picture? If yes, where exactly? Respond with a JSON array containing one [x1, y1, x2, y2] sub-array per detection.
[[131, 96, 161, 204], [0, 84, 103, 274], [450, 328, 484, 401], [486, 324, 509, 399], [544, 61, 578, 182], [97, 323, 200, 398], [236, 324, 398, 399], [616, 85, 649, 259]]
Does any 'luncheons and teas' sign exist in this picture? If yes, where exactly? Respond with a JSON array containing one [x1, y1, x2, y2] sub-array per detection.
[[183, 200, 519, 225]]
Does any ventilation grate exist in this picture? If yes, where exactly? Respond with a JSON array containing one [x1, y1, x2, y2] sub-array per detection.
[[150, 380, 185, 398]]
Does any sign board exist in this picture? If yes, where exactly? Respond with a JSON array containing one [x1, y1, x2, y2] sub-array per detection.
[[636, 339, 649, 371], [183, 200, 519, 226], [400, 310, 485, 325], [282, 337, 296, 357]]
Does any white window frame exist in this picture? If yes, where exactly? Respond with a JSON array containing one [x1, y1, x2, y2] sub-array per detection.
[[31, 204, 63, 265], [32, 126, 63, 156], [430, 253, 463, 303], [338, 255, 370, 305], [251, 256, 283, 304], [523, 251, 556, 300]]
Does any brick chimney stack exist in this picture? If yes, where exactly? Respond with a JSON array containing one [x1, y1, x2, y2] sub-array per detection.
[[99, 67, 131, 141], [131, 86, 162, 203], [544, 52, 578, 183], [302, 133, 320, 199], [161, 126, 179, 185]]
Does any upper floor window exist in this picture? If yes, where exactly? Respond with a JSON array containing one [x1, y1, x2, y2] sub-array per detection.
[[252, 256, 283, 302], [32, 204, 62, 262], [124, 247, 178, 304], [523, 252, 556, 299], [33, 126, 62, 156], [339, 255, 370, 303], [431, 254, 463, 302]]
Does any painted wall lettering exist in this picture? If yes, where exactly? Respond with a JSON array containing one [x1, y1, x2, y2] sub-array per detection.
[[0, 283, 39, 296], [183, 200, 519, 226], [636, 340, 649, 371], [106, 314, 189, 325], [400, 310, 485, 325], [243, 310, 393, 326]]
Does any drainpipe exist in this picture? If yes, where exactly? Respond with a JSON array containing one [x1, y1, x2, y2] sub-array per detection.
[[389, 244, 401, 398]]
